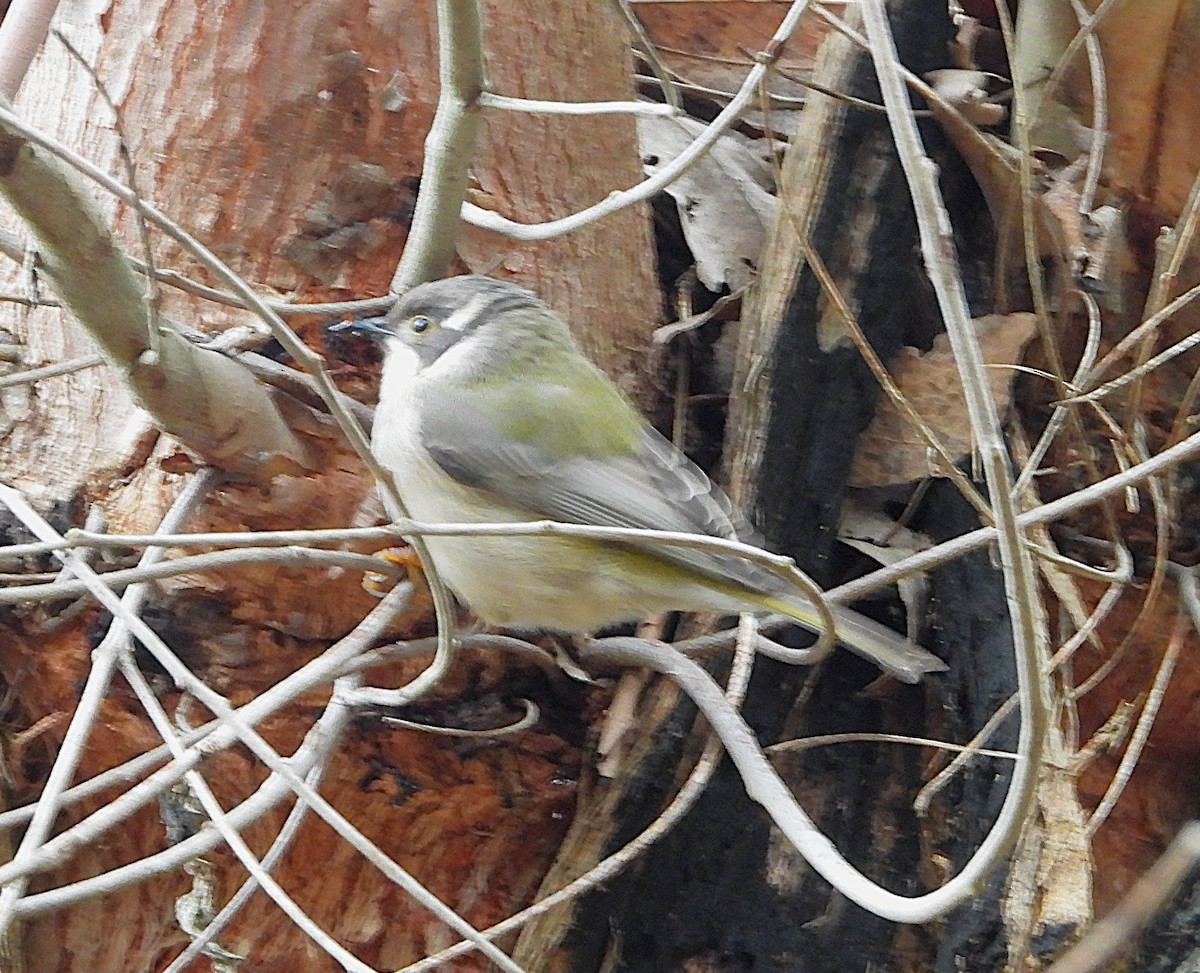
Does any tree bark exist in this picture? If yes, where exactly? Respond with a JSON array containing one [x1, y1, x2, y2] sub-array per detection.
[[0, 1, 659, 971]]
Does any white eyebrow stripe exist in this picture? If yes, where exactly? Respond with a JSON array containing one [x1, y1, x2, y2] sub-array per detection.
[[440, 292, 494, 332]]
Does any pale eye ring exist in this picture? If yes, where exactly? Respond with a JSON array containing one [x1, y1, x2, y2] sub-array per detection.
[[408, 315, 433, 334]]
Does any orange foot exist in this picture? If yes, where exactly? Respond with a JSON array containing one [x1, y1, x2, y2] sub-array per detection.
[[364, 546, 427, 598]]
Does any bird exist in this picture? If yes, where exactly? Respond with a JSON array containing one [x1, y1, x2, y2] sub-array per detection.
[[333, 274, 945, 683]]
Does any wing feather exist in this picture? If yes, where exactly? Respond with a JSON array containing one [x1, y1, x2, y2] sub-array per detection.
[[418, 376, 780, 593]]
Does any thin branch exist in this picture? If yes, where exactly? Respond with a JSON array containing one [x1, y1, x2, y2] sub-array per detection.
[[799, 239, 993, 519], [123, 657, 377, 972], [614, 0, 682, 110], [390, 0, 484, 291], [0, 95, 466, 708], [478, 92, 678, 117], [1066, 279, 1200, 404], [1065, 0, 1109, 216], [580, 637, 1011, 922], [0, 546, 404, 605], [636, 72, 807, 109], [0, 0, 62, 99], [381, 0, 493, 710], [768, 732, 1017, 762], [0, 104, 315, 479], [0, 221, 394, 318], [914, 695, 1018, 816], [0, 352, 103, 389], [399, 617, 759, 973], [0, 587, 417, 902], [0, 470, 216, 935], [0, 722, 211, 833], [1047, 821, 1200, 973], [53, 29, 164, 353], [159, 669, 363, 973], [1087, 607, 1187, 834], [862, 0, 1048, 885], [1013, 288, 1103, 496], [994, 0, 1072, 397], [0, 493, 525, 973], [0, 524, 402, 562], [461, 0, 817, 242], [379, 698, 540, 739], [829, 427, 1200, 605], [0, 632, 547, 842]]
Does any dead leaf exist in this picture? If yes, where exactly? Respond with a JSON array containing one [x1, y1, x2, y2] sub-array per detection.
[[950, 15, 1008, 75], [849, 313, 1038, 487], [925, 69, 1007, 127], [638, 114, 776, 290], [839, 502, 931, 644], [925, 93, 1062, 264]]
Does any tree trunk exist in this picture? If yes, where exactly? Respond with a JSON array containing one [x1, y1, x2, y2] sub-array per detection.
[[0, 1, 658, 971]]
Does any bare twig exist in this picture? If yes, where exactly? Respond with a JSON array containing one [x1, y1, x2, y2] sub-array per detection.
[[1066, 0, 1108, 216], [1086, 603, 1187, 834], [0, 352, 103, 389], [581, 636, 1006, 922], [121, 656, 377, 972], [862, 0, 1048, 882], [1068, 280, 1200, 404], [380, 698, 541, 738], [830, 427, 1200, 605], [915, 695, 1018, 816], [0, 105, 315, 479], [0, 492, 526, 973], [0, 221, 393, 317], [614, 0, 682, 109], [0, 470, 216, 935], [462, 0, 817, 241], [769, 732, 1017, 762], [390, 0, 484, 291], [1047, 821, 1200, 973], [0, 586, 417, 903], [379, 0, 492, 709], [401, 617, 759, 972], [1014, 289, 1104, 495], [0, 0, 62, 99], [158, 670, 364, 973], [0, 546, 404, 605], [478, 92, 677, 117], [53, 29, 165, 353]]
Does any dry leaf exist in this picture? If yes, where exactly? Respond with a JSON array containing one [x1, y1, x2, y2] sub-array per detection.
[[849, 313, 1038, 487], [925, 93, 1061, 262], [839, 502, 931, 644], [638, 114, 776, 290], [950, 15, 1008, 75], [925, 68, 1007, 127]]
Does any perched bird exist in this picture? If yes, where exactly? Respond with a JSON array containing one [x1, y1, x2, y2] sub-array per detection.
[[336, 275, 944, 683]]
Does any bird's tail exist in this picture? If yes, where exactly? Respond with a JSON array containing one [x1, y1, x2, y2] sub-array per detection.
[[758, 594, 947, 684]]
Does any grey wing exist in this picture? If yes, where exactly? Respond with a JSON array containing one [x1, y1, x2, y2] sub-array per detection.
[[419, 391, 775, 590], [418, 383, 949, 683]]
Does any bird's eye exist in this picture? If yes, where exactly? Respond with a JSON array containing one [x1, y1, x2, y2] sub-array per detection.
[[408, 315, 433, 334]]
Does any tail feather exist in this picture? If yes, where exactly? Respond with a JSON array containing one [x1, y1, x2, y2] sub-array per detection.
[[759, 594, 947, 684]]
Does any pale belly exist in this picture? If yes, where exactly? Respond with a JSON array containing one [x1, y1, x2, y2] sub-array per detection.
[[388, 455, 716, 630], [374, 412, 710, 631], [423, 530, 663, 631], [370, 354, 745, 631]]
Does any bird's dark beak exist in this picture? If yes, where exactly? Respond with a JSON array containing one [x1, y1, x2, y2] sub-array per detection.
[[329, 315, 393, 342]]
